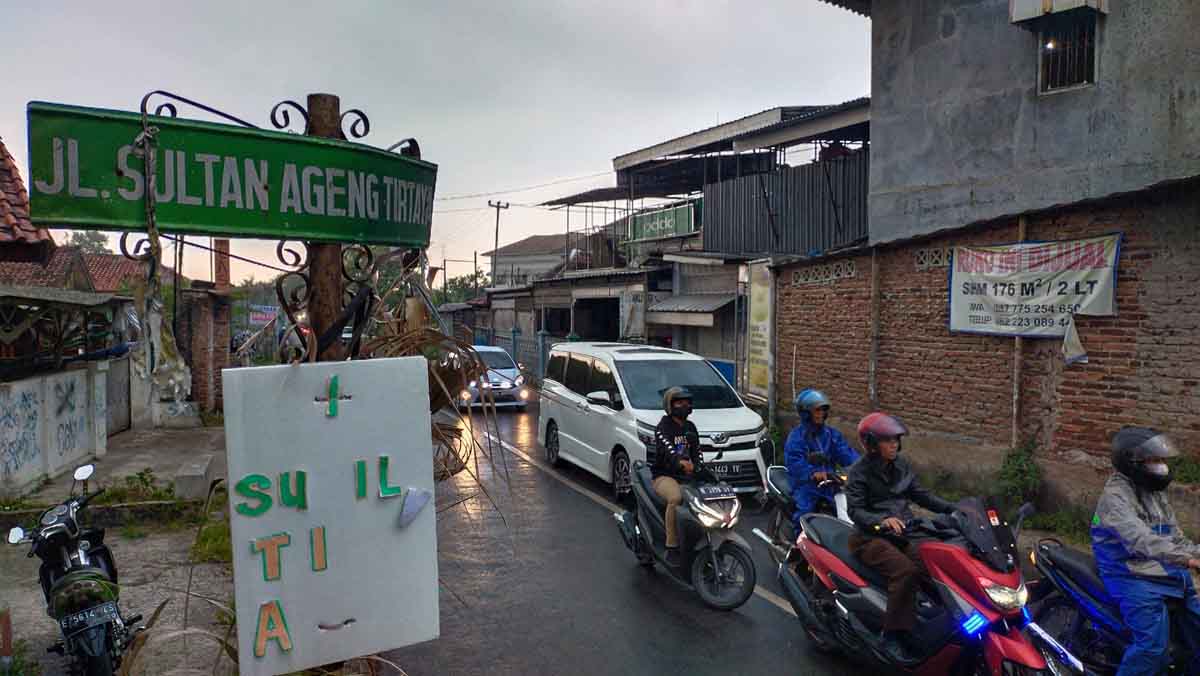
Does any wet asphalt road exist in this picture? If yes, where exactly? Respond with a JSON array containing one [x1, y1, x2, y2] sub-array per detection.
[[385, 402, 852, 676]]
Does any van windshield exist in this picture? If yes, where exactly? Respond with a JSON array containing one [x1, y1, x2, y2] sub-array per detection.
[[480, 351, 516, 370], [614, 359, 740, 410]]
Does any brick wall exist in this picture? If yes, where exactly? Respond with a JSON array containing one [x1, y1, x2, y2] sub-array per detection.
[[775, 182, 1200, 463]]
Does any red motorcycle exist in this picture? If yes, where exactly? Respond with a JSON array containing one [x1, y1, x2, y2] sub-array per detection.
[[757, 498, 1076, 675]]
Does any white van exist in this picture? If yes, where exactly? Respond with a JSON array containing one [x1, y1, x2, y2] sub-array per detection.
[[537, 342, 769, 501]]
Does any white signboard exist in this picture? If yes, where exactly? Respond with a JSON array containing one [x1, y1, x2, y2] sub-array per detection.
[[745, 261, 773, 400], [949, 234, 1121, 336], [223, 358, 439, 676]]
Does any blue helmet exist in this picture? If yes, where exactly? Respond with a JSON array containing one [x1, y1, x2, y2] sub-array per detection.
[[794, 389, 831, 417]]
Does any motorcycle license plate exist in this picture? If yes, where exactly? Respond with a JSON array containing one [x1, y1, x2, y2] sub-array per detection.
[[59, 601, 119, 634], [711, 463, 741, 476], [698, 484, 736, 500]]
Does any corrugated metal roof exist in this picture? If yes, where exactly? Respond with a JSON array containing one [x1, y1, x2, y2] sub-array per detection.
[[648, 294, 736, 313], [0, 285, 114, 306]]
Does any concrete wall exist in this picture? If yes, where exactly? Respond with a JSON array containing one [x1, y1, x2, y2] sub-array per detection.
[[0, 364, 107, 497], [870, 0, 1200, 243]]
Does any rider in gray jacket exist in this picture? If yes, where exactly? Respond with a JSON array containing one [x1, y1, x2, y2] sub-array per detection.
[[1091, 426, 1200, 675]]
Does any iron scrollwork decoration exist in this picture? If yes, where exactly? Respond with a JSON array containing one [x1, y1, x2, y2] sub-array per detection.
[[269, 100, 310, 134], [139, 90, 259, 129], [119, 233, 153, 262], [386, 138, 422, 160], [274, 240, 315, 362], [341, 244, 376, 309], [340, 109, 370, 140]]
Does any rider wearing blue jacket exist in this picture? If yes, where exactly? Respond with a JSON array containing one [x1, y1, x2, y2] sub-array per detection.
[[1091, 426, 1200, 675], [784, 389, 859, 529]]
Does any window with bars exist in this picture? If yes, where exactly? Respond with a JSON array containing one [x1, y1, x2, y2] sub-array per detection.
[[1039, 11, 1097, 93]]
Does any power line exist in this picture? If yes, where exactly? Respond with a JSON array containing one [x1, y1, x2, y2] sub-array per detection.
[[433, 170, 611, 201]]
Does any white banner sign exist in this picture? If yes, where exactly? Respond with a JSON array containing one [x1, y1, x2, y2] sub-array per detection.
[[949, 234, 1121, 336], [223, 358, 438, 676], [745, 261, 773, 400]]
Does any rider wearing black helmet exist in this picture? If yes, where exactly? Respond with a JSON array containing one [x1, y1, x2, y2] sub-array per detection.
[[1091, 426, 1200, 675], [652, 386, 703, 566]]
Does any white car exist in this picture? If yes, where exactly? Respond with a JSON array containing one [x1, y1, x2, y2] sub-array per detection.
[[537, 342, 769, 501], [458, 345, 531, 410]]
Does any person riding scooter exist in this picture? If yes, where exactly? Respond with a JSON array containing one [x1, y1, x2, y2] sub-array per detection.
[[652, 386, 704, 567], [846, 412, 955, 663], [1091, 426, 1200, 675], [785, 388, 859, 529]]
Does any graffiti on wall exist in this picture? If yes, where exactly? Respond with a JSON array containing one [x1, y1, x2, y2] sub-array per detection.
[[0, 383, 41, 482], [51, 374, 87, 461]]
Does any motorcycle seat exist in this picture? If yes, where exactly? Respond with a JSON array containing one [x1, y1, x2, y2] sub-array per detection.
[[802, 514, 888, 588], [767, 466, 792, 499], [634, 464, 668, 512], [1041, 543, 1117, 608]]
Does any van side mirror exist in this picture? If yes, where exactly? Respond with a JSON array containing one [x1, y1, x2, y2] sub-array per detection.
[[586, 391, 612, 407]]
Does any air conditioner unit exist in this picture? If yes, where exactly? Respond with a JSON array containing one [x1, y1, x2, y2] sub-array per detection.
[[1010, 0, 1107, 24]]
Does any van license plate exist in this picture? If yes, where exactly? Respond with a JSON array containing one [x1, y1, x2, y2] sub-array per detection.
[[712, 463, 741, 475]]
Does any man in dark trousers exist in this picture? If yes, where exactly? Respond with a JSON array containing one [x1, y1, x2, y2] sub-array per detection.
[[846, 412, 955, 663], [652, 386, 703, 567]]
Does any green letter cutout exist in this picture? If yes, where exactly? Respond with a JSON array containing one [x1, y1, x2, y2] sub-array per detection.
[[279, 471, 308, 510], [378, 455, 404, 498], [355, 460, 367, 499], [235, 474, 273, 517]]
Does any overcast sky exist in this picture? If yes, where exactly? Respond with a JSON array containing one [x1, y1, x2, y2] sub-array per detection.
[[0, 1, 868, 284]]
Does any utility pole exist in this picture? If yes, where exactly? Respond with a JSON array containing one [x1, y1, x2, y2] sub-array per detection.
[[488, 200, 509, 281], [473, 250, 478, 296], [305, 94, 345, 361]]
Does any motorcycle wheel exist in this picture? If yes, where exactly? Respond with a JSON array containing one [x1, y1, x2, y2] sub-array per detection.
[[767, 505, 795, 566], [1034, 594, 1120, 674], [82, 654, 114, 676], [692, 544, 756, 611]]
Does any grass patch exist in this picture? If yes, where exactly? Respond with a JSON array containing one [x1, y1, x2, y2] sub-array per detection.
[[1028, 505, 1093, 545], [1171, 456, 1200, 485], [998, 442, 1042, 505], [191, 519, 232, 564], [93, 468, 175, 505], [119, 524, 148, 539], [0, 496, 48, 512], [199, 409, 225, 427], [3, 639, 43, 675]]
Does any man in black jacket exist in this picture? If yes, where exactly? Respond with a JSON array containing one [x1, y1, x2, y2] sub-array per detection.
[[846, 412, 955, 662], [653, 386, 703, 566]]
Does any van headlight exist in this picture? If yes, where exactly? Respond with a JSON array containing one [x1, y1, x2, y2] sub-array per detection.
[[515, 375, 525, 386], [979, 579, 1028, 611], [637, 422, 656, 446]]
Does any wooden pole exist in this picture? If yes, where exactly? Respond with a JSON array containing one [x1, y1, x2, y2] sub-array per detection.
[[305, 94, 345, 362], [1012, 216, 1027, 448]]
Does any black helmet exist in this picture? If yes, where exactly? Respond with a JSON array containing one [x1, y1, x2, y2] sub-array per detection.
[[662, 386, 693, 415], [1112, 426, 1178, 491]]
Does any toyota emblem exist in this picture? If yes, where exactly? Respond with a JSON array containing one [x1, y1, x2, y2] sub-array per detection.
[[710, 432, 729, 445]]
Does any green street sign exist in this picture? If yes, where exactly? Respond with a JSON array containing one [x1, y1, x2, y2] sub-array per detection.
[[628, 200, 700, 242], [26, 101, 437, 247]]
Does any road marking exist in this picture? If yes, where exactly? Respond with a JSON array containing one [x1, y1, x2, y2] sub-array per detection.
[[482, 432, 797, 619]]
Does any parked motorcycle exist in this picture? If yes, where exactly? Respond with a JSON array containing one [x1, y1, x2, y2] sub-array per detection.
[[763, 455, 851, 566], [757, 497, 1079, 674], [614, 454, 757, 610], [1028, 537, 1190, 673], [6, 464, 143, 676]]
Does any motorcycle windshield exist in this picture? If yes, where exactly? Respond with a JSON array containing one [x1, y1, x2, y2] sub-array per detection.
[[951, 497, 1019, 573]]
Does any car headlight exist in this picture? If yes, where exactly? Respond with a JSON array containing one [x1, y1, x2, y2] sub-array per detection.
[[482, 381, 492, 389], [980, 579, 1028, 611], [515, 375, 525, 386], [468, 380, 477, 388], [637, 423, 656, 446]]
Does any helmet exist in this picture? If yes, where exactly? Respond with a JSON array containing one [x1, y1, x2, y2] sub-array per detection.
[[1112, 426, 1178, 491], [794, 389, 831, 417], [857, 412, 908, 453], [662, 386, 694, 415]]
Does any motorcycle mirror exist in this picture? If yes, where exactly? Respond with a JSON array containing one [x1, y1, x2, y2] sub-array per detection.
[[73, 464, 95, 482], [1013, 502, 1036, 537], [7, 526, 24, 545]]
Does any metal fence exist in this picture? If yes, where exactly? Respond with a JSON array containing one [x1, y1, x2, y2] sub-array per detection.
[[701, 150, 868, 257]]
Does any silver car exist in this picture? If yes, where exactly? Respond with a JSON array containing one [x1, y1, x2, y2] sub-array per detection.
[[458, 345, 530, 411]]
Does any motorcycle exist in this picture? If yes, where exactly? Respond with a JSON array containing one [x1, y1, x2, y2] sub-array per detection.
[[763, 453, 851, 566], [757, 497, 1080, 674], [614, 452, 757, 610], [6, 464, 143, 676], [1028, 537, 1191, 673]]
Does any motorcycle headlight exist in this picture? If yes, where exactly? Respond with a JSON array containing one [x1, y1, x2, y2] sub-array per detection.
[[980, 579, 1028, 611], [688, 496, 740, 529]]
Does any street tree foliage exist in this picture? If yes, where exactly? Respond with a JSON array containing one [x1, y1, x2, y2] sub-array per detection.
[[65, 229, 113, 253]]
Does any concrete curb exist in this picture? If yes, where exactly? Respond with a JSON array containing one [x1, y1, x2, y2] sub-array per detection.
[[0, 500, 205, 532]]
